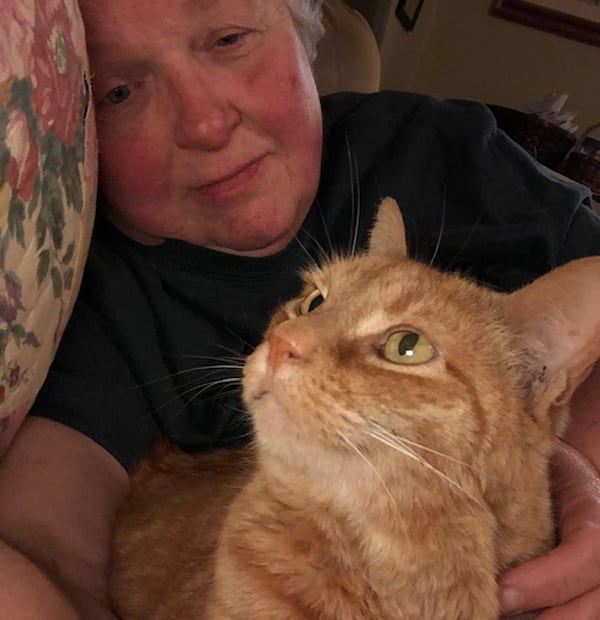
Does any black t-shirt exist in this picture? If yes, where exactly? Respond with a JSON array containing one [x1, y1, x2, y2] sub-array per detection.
[[31, 91, 600, 470]]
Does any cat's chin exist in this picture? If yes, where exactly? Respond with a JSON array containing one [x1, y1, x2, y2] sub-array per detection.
[[250, 391, 303, 446]]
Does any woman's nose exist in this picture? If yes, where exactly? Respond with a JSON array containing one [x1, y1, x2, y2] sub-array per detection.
[[171, 67, 241, 151]]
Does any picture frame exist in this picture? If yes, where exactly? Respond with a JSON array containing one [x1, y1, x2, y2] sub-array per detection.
[[581, 135, 600, 159], [490, 0, 600, 48], [396, 0, 425, 32]]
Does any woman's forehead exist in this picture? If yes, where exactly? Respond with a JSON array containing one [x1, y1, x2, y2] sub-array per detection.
[[80, 0, 287, 41], [79, 0, 285, 20], [80, 0, 288, 67]]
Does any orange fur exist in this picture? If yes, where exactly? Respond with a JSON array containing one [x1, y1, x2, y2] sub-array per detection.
[[110, 199, 600, 619]]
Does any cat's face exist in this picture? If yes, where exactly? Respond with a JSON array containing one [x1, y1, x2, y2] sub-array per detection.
[[243, 252, 527, 475], [242, 198, 600, 503]]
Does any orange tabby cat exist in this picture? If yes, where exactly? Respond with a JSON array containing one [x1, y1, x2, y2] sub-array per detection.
[[110, 198, 600, 620]]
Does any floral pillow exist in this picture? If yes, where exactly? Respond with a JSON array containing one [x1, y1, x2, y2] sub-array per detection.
[[0, 0, 97, 456]]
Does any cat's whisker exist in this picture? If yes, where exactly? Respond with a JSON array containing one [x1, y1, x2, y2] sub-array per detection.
[[368, 429, 481, 506], [428, 183, 447, 268], [366, 427, 483, 507], [225, 406, 252, 419], [184, 364, 244, 372], [216, 335, 255, 358], [180, 377, 242, 399], [448, 205, 484, 268], [314, 199, 335, 259], [344, 133, 361, 258], [180, 387, 241, 418], [293, 225, 331, 270], [365, 419, 506, 485], [163, 352, 246, 364], [164, 379, 243, 423], [133, 364, 244, 390], [229, 429, 256, 443], [151, 377, 242, 416], [166, 371, 242, 394], [338, 431, 398, 512]]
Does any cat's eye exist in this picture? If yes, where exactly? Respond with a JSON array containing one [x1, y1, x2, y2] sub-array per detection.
[[381, 330, 436, 365], [298, 289, 325, 315]]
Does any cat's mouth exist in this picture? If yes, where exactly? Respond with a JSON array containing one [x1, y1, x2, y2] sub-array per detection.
[[251, 388, 269, 401]]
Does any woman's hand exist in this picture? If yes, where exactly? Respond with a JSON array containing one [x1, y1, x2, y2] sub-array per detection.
[[498, 441, 600, 618]]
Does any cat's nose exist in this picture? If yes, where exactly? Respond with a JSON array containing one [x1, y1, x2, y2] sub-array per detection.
[[267, 326, 315, 372], [267, 334, 302, 372]]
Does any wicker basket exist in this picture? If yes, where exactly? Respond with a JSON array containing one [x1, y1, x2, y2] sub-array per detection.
[[488, 104, 577, 170], [563, 123, 600, 199]]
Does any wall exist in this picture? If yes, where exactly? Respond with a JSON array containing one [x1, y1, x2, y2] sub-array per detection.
[[379, 0, 600, 136]]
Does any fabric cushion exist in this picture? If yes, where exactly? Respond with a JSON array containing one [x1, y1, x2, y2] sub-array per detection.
[[0, 0, 97, 456]]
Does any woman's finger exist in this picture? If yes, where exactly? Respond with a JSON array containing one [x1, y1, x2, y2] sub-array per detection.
[[499, 528, 600, 614], [537, 584, 600, 620]]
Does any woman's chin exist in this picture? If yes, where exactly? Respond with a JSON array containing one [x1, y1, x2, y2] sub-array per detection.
[[211, 226, 298, 257], [211, 205, 307, 257]]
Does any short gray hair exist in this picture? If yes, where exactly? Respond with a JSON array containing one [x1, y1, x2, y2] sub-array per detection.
[[285, 0, 324, 63]]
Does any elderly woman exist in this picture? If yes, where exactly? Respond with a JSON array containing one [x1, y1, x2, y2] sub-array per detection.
[[0, 0, 599, 618]]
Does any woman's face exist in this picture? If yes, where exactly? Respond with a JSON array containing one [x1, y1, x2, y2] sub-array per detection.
[[80, 0, 323, 255]]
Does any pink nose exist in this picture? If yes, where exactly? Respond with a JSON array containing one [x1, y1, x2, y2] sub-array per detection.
[[266, 326, 315, 372]]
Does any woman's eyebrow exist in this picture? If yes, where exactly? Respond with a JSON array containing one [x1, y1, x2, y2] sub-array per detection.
[[87, 39, 149, 69], [89, 56, 150, 81], [87, 40, 129, 62]]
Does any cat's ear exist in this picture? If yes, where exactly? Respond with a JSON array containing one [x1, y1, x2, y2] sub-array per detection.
[[503, 257, 600, 431], [368, 197, 408, 259]]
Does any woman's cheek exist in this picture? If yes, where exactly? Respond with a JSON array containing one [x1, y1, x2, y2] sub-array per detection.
[[260, 41, 320, 136], [98, 128, 167, 201]]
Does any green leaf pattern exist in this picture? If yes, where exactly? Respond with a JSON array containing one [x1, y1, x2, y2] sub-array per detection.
[[0, 0, 97, 423]]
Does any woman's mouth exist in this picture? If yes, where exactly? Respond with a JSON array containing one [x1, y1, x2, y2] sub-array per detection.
[[195, 155, 267, 202]]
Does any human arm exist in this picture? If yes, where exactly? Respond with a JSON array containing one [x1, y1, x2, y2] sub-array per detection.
[[565, 360, 600, 471], [0, 416, 129, 619], [499, 361, 600, 618]]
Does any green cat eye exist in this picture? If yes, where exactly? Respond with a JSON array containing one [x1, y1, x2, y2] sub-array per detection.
[[382, 330, 436, 365], [299, 289, 325, 315]]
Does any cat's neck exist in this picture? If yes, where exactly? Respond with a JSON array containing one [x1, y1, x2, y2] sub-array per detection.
[[244, 447, 496, 603], [257, 443, 487, 531]]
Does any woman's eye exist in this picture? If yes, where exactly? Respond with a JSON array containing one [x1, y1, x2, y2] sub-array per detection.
[[381, 330, 437, 365], [298, 289, 325, 315], [106, 85, 131, 105], [215, 32, 244, 47]]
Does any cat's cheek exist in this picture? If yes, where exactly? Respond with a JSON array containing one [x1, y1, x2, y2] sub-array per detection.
[[242, 346, 269, 404]]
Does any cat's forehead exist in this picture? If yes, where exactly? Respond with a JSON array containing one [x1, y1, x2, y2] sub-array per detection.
[[304, 255, 469, 305], [301, 255, 502, 338], [303, 254, 409, 289]]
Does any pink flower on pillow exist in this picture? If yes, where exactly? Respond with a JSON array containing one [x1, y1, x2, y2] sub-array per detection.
[[0, 0, 35, 85], [31, 0, 82, 147], [6, 110, 39, 202]]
